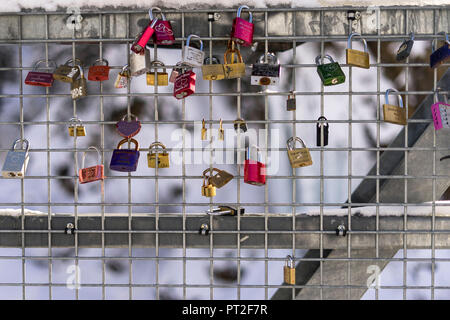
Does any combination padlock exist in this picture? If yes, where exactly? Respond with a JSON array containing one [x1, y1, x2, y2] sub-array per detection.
[[88, 58, 110, 81], [78, 146, 104, 184], [287, 137, 313, 168], [346, 32, 370, 69], [251, 53, 280, 86], [230, 5, 254, 47], [129, 50, 151, 77], [315, 54, 346, 86], [110, 138, 140, 172], [244, 145, 266, 186], [173, 68, 196, 99], [114, 65, 130, 89], [286, 92, 296, 111], [383, 88, 407, 125], [116, 113, 141, 139], [201, 176, 216, 197], [431, 89, 450, 131], [202, 167, 233, 189], [223, 44, 246, 79], [68, 117, 86, 137], [316, 116, 329, 147], [147, 142, 170, 168], [25, 59, 56, 87], [53, 58, 81, 83], [131, 14, 157, 54], [430, 31, 450, 68], [284, 255, 296, 285], [150, 7, 175, 45], [2, 139, 30, 178], [202, 56, 225, 81], [182, 35, 205, 68], [146, 60, 169, 86], [396, 32, 415, 61], [70, 65, 87, 100]]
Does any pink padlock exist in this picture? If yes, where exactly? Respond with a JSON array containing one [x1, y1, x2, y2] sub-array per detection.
[[231, 5, 254, 47], [131, 16, 158, 54], [173, 70, 196, 99], [431, 90, 450, 130], [25, 59, 56, 87], [78, 146, 104, 184], [149, 7, 175, 45], [244, 145, 266, 186]]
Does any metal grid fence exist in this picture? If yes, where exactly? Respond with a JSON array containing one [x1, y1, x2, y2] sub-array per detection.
[[0, 6, 449, 300]]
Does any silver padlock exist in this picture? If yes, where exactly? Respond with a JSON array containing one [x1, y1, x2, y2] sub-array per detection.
[[130, 50, 151, 77], [182, 35, 205, 68], [251, 53, 280, 86], [2, 139, 30, 178]]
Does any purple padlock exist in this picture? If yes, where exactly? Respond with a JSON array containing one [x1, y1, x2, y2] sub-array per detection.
[[231, 5, 254, 47], [110, 138, 140, 172], [116, 113, 141, 138], [25, 59, 56, 87]]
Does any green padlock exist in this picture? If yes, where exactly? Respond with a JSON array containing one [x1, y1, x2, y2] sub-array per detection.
[[315, 54, 346, 86]]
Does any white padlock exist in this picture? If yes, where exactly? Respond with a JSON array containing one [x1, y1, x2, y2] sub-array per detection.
[[130, 50, 151, 77], [2, 139, 30, 178], [182, 34, 205, 68]]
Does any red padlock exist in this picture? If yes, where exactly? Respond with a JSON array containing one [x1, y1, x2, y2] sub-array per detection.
[[131, 18, 158, 54], [88, 58, 110, 81], [78, 146, 104, 184], [173, 69, 196, 99], [244, 145, 266, 186], [231, 5, 254, 47], [25, 59, 56, 87], [150, 7, 175, 45]]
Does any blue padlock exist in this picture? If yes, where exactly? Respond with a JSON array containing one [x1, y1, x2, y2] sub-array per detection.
[[430, 31, 450, 68], [110, 138, 140, 172]]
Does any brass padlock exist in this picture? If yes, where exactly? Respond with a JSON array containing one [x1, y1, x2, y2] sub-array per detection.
[[223, 43, 246, 79], [202, 167, 233, 189], [287, 137, 313, 168], [383, 88, 407, 125], [218, 119, 224, 140], [130, 50, 151, 77], [283, 255, 296, 285], [68, 117, 86, 137], [201, 119, 207, 140], [2, 139, 30, 178], [233, 118, 247, 132], [70, 65, 88, 100], [147, 142, 170, 168], [146, 60, 169, 86], [202, 56, 225, 81], [53, 58, 81, 83], [346, 32, 370, 69], [201, 176, 216, 197], [115, 65, 130, 89]]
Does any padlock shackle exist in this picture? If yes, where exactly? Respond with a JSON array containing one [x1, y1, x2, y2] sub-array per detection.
[[224, 48, 243, 64], [317, 116, 329, 127], [257, 52, 278, 65], [202, 167, 221, 178], [202, 175, 213, 187], [81, 146, 101, 169], [385, 88, 404, 108], [93, 58, 109, 66], [347, 32, 368, 52], [33, 59, 56, 72], [120, 113, 139, 122], [65, 58, 83, 67], [69, 117, 83, 127], [245, 144, 261, 162], [204, 56, 221, 65], [121, 64, 129, 73], [432, 31, 449, 52], [149, 7, 166, 21], [186, 34, 203, 51], [409, 32, 415, 41], [435, 86, 449, 104], [149, 141, 167, 151], [287, 136, 307, 150], [117, 138, 139, 150], [12, 138, 29, 152], [237, 5, 252, 23], [315, 54, 334, 66], [285, 255, 295, 268]]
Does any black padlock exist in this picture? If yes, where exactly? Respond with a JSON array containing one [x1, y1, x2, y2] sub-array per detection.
[[336, 224, 347, 237], [396, 32, 414, 61], [316, 116, 329, 147], [65, 223, 75, 235], [199, 223, 210, 236], [287, 92, 296, 111], [233, 118, 248, 132]]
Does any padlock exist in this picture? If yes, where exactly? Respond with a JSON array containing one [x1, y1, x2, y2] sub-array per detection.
[[130, 50, 151, 77], [287, 137, 313, 168], [70, 65, 88, 100], [88, 58, 110, 81], [336, 225, 347, 237], [346, 32, 370, 69], [431, 90, 450, 130], [169, 62, 184, 83], [244, 145, 266, 186], [149, 7, 175, 45], [2, 139, 30, 178], [182, 34, 205, 68], [68, 117, 86, 137], [430, 31, 450, 68], [110, 138, 140, 172], [231, 5, 254, 47], [131, 17, 158, 54], [53, 58, 81, 83], [65, 223, 75, 235], [201, 119, 207, 140], [25, 59, 56, 87], [218, 119, 224, 141], [202, 167, 233, 188], [115, 65, 130, 89], [199, 223, 210, 235], [315, 54, 346, 86], [233, 118, 247, 132], [202, 56, 225, 81], [316, 116, 329, 147], [146, 60, 168, 86], [251, 53, 280, 86], [78, 146, 104, 184], [286, 92, 296, 111], [201, 176, 216, 197], [147, 142, 170, 168], [396, 32, 415, 61], [207, 206, 245, 216], [173, 69, 196, 99], [383, 88, 407, 125], [223, 44, 246, 79], [116, 113, 141, 139], [283, 255, 296, 285]]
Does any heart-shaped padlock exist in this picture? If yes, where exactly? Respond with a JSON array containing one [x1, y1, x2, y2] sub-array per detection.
[[116, 114, 141, 138]]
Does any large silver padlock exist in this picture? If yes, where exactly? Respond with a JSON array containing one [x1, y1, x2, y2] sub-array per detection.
[[2, 139, 30, 178], [251, 53, 280, 86], [129, 50, 151, 77], [182, 35, 205, 68]]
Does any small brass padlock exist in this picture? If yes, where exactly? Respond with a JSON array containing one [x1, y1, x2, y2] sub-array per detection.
[[202, 167, 233, 189], [383, 88, 407, 125], [147, 142, 170, 168], [146, 60, 169, 86], [53, 58, 81, 83], [70, 65, 88, 100], [223, 42, 246, 79], [115, 65, 130, 89], [286, 92, 296, 111], [2, 139, 30, 178], [201, 119, 207, 140], [201, 176, 216, 197], [68, 117, 86, 137], [201, 56, 225, 81], [346, 32, 370, 69], [283, 255, 296, 285], [287, 137, 313, 168], [233, 118, 247, 132], [218, 119, 224, 140]]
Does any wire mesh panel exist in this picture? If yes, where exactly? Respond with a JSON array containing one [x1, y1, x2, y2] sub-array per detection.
[[0, 6, 449, 300]]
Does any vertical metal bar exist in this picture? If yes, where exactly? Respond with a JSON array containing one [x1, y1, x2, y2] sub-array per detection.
[[318, 9, 324, 301], [431, 8, 437, 300], [264, 10, 269, 301], [375, 11, 381, 301], [180, 11, 186, 302]]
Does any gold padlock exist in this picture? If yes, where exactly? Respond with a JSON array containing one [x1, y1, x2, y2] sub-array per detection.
[[383, 88, 407, 125], [201, 119, 207, 140], [53, 58, 82, 83], [201, 56, 225, 81], [283, 255, 296, 285], [287, 137, 313, 168], [346, 32, 370, 69], [201, 176, 216, 197], [147, 142, 170, 168], [223, 42, 246, 79], [202, 167, 233, 189], [146, 60, 169, 86], [218, 119, 224, 140], [70, 65, 88, 100], [68, 117, 86, 137]]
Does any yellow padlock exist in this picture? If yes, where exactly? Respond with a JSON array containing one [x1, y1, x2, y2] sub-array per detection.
[[147, 142, 170, 168], [383, 88, 407, 125], [223, 43, 246, 79], [201, 176, 216, 197], [287, 137, 313, 168], [202, 56, 226, 80], [346, 32, 370, 69], [146, 60, 168, 86], [68, 117, 86, 137]]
